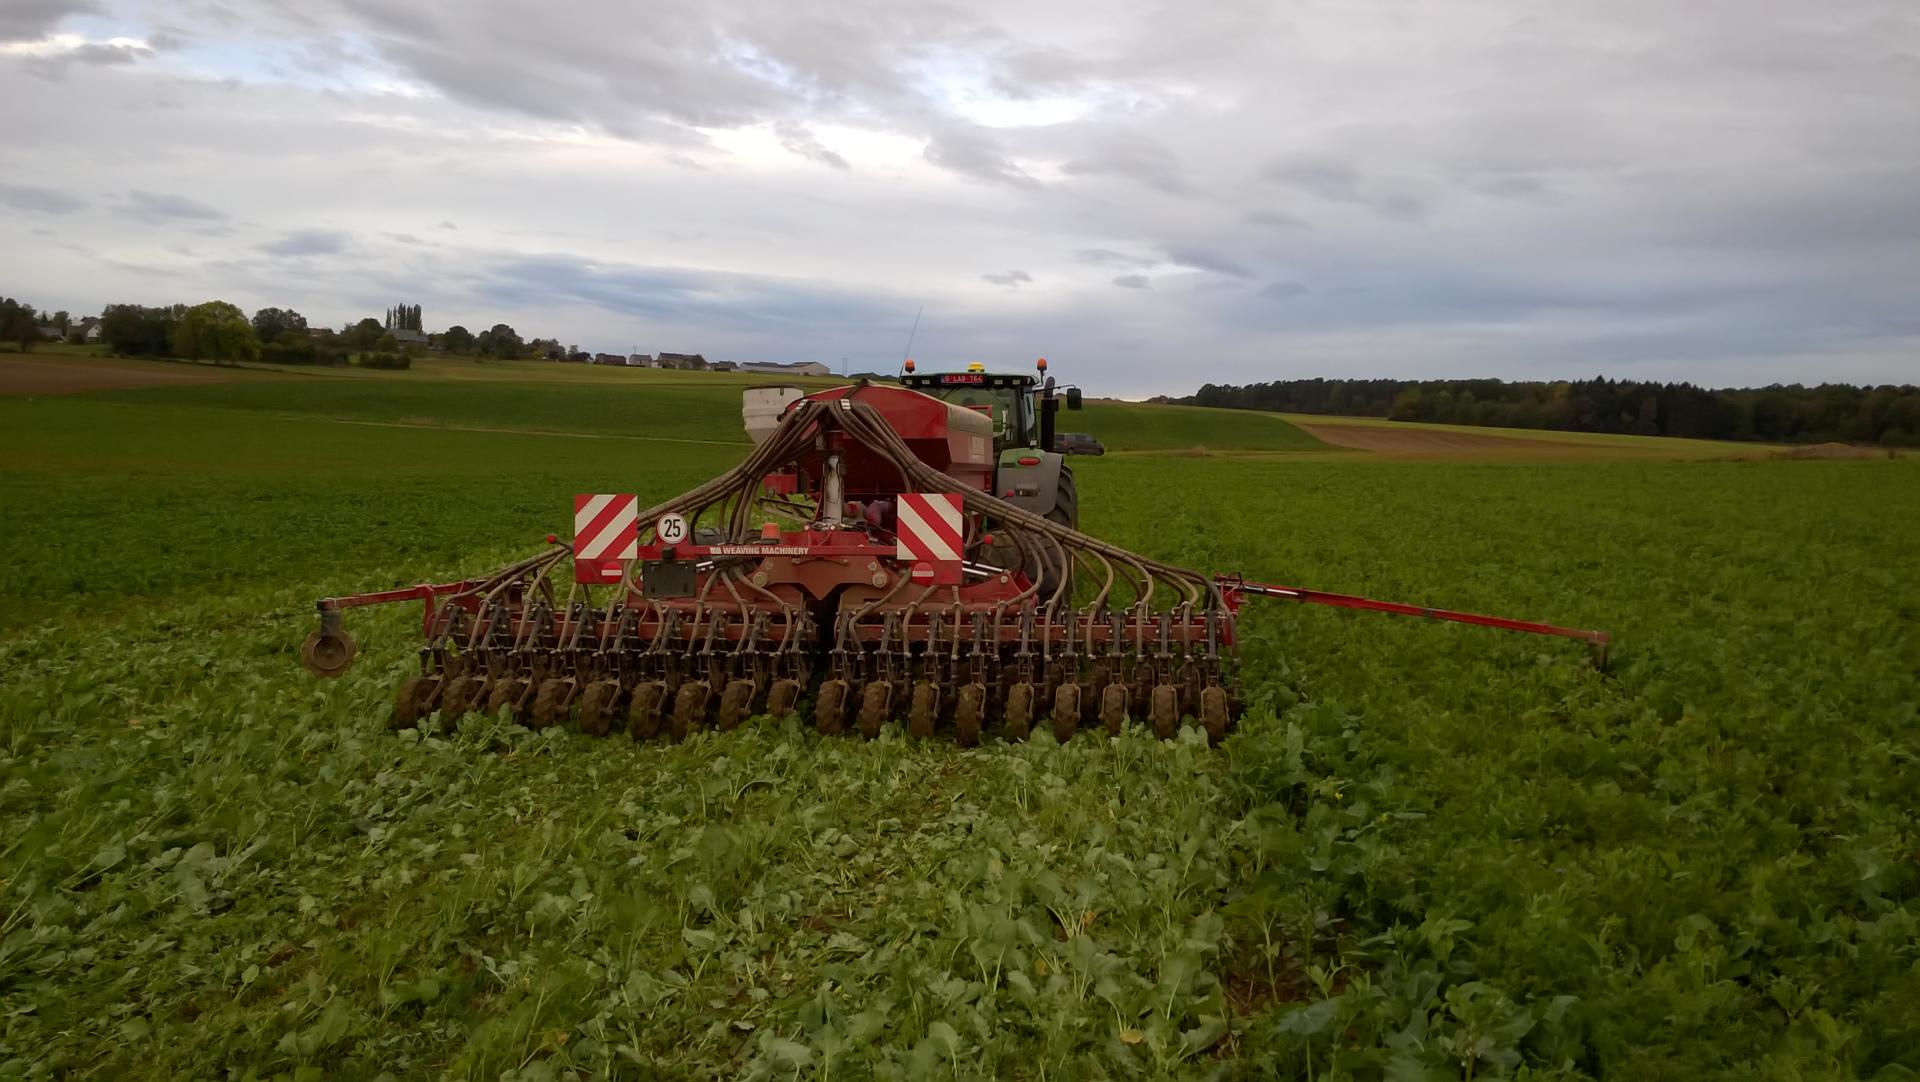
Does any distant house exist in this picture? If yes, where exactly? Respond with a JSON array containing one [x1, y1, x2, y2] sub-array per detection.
[[709, 360, 738, 372], [35, 324, 63, 340], [656, 352, 708, 371], [739, 361, 833, 377], [627, 353, 655, 367], [391, 328, 428, 347], [66, 317, 100, 344], [593, 353, 627, 366], [566, 350, 591, 363]]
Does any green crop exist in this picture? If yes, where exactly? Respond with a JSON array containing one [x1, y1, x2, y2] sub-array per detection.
[[2, 377, 1916, 1079]]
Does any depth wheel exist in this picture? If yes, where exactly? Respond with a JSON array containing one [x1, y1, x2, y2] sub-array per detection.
[[530, 678, 566, 730], [671, 681, 711, 741], [488, 677, 527, 719], [1005, 683, 1034, 741], [954, 683, 985, 747], [908, 682, 939, 739], [716, 679, 756, 731], [767, 678, 803, 719], [577, 679, 619, 737], [1100, 683, 1129, 736], [1200, 686, 1230, 745], [1149, 684, 1179, 739], [628, 681, 667, 741], [439, 675, 477, 730], [390, 675, 425, 730], [815, 679, 848, 735], [857, 682, 892, 739], [1051, 683, 1080, 743]]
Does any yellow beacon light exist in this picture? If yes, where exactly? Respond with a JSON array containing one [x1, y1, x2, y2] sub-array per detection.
[[966, 362, 986, 373]]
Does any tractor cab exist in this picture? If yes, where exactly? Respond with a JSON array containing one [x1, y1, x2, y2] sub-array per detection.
[[900, 359, 1082, 453]]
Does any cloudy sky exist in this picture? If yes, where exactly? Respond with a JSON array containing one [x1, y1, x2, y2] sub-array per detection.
[[2, 0, 1915, 394]]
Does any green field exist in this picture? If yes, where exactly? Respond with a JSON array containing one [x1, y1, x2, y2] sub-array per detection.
[[3, 360, 1916, 1079]]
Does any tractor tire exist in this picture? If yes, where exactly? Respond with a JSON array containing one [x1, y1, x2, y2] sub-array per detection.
[[908, 682, 939, 739], [1052, 682, 1080, 743], [1004, 682, 1034, 741], [577, 679, 619, 736], [856, 682, 892, 739], [628, 681, 668, 741], [391, 675, 425, 730], [1100, 682, 1129, 736], [716, 679, 756, 731], [954, 682, 985, 747], [1034, 468, 1078, 603], [671, 681, 711, 741], [814, 679, 849, 735], [767, 678, 803, 719], [1200, 686, 1230, 745], [1149, 684, 1180, 739]]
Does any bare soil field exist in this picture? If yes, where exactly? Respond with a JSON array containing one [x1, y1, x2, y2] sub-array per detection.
[[1294, 420, 1585, 455], [0, 355, 266, 396]]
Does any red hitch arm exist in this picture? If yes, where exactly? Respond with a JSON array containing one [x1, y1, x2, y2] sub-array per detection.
[[1216, 574, 1611, 667]]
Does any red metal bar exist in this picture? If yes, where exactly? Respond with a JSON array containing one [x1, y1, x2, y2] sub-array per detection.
[[1216, 574, 1610, 663], [318, 580, 490, 612]]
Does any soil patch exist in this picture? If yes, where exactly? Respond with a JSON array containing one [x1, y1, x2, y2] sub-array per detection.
[[0, 356, 254, 396], [1771, 441, 1889, 460]]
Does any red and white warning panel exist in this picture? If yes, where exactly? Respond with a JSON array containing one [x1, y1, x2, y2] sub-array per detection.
[[573, 493, 638, 584], [896, 492, 964, 585]]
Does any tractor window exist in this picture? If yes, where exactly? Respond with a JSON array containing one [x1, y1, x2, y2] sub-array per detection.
[[930, 386, 1031, 445]]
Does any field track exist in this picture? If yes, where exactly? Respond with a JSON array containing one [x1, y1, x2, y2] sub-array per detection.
[[0, 354, 264, 395], [1293, 420, 1572, 454]]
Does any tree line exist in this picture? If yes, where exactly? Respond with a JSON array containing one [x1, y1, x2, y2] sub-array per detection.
[[1177, 377, 1920, 447], [26, 297, 550, 369]]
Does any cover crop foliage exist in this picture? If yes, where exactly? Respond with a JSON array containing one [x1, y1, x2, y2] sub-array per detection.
[[2, 380, 1915, 1079]]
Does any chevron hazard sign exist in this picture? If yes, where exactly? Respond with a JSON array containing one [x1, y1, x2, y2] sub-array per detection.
[[896, 492, 963, 584], [574, 493, 638, 583]]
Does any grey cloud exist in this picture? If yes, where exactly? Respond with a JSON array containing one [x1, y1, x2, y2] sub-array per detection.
[[1245, 209, 1310, 229], [1262, 155, 1431, 221], [436, 220, 457, 230], [1112, 274, 1150, 289], [0, 0, 97, 43], [0, 181, 86, 214], [1260, 282, 1307, 301], [981, 270, 1033, 287], [260, 228, 350, 256], [1163, 245, 1252, 279], [925, 126, 1037, 188], [120, 189, 226, 221], [1075, 248, 1154, 269], [774, 121, 849, 169], [1060, 137, 1190, 195], [477, 253, 907, 332]]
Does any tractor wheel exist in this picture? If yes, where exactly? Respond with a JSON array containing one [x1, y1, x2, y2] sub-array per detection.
[[530, 678, 566, 730], [577, 679, 618, 736], [1149, 684, 1180, 739], [671, 681, 711, 741], [1052, 683, 1081, 743], [814, 679, 849, 735], [953, 683, 985, 747], [767, 679, 803, 719], [1004, 682, 1034, 741], [908, 682, 940, 739], [300, 629, 358, 678], [1200, 686, 1230, 745], [857, 682, 892, 739], [1100, 682, 1129, 736], [391, 675, 425, 730], [628, 681, 667, 740], [716, 679, 756, 731]]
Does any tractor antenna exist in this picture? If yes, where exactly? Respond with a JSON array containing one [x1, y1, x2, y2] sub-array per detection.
[[899, 306, 923, 375]]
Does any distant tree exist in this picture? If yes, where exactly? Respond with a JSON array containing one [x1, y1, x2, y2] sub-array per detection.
[[483, 322, 523, 359], [98, 304, 176, 355], [171, 301, 260, 365], [442, 324, 474, 353], [50, 310, 70, 332], [251, 307, 308, 341], [347, 317, 385, 351], [0, 297, 39, 351], [384, 302, 423, 332], [374, 333, 399, 353]]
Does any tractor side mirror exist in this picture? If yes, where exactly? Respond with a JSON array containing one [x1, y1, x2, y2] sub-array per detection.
[[1066, 387, 1083, 410]]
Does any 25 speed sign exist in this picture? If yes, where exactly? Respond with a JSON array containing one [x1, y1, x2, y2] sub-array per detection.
[[654, 513, 688, 545]]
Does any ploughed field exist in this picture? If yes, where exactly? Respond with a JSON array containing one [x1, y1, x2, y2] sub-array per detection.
[[2, 360, 1916, 1080]]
